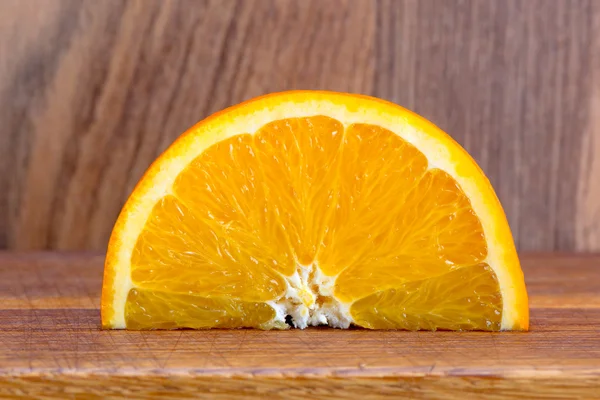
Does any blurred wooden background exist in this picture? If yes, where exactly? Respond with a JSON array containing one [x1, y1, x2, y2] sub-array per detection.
[[0, 0, 599, 252]]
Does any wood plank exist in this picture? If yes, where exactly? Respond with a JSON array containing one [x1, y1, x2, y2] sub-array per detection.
[[577, 4, 600, 251], [0, 0, 376, 251], [375, 0, 599, 251], [0, 253, 599, 398], [1, 1, 600, 252]]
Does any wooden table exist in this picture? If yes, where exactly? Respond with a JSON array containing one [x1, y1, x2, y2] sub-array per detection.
[[1, 253, 599, 399]]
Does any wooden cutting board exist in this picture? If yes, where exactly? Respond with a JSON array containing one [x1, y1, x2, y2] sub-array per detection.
[[0, 253, 599, 399]]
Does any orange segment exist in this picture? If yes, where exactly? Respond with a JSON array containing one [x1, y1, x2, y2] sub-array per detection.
[[318, 124, 429, 276], [125, 289, 278, 330], [101, 91, 529, 331], [131, 196, 287, 301], [173, 134, 296, 277], [330, 168, 488, 302], [398, 169, 487, 265], [350, 264, 502, 331], [254, 116, 344, 265]]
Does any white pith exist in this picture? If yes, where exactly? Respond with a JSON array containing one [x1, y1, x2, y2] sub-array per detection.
[[267, 262, 352, 329]]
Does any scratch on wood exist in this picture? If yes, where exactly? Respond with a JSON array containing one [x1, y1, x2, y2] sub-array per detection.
[[163, 331, 183, 369]]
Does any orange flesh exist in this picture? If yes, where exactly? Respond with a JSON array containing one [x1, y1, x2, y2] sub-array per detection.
[[127, 116, 501, 330]]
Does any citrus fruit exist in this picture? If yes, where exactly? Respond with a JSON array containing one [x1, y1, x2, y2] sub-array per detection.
[[101, 91, 529, 331]]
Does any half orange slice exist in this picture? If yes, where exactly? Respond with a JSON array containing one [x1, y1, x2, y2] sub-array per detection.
[[101, 91, 528, 331]]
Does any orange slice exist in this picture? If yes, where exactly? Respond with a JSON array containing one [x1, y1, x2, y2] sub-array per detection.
[[101, 91, 528, 331]]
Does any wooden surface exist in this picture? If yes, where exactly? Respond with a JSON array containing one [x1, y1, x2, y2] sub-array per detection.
[[0, 253, 599, 399], [1, 1, 600, 252]]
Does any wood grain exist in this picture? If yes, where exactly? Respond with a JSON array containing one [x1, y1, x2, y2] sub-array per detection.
[[375, 0, 598, 251], [577, 4, 600, 251], [1, 0, 600, 252], [0, 253, 599, 399]]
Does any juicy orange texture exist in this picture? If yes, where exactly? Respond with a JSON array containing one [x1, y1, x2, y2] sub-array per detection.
[[102, 91, 528, 331]]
